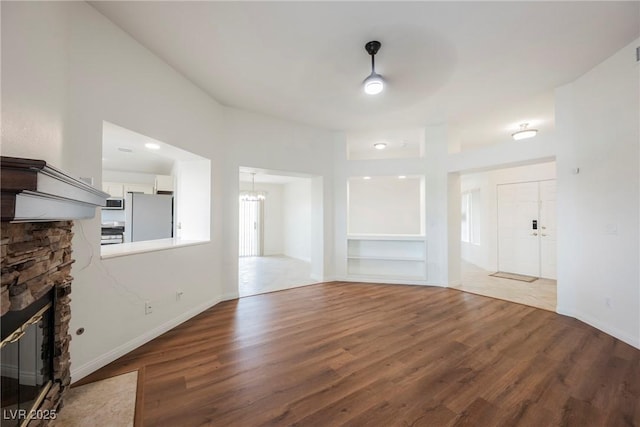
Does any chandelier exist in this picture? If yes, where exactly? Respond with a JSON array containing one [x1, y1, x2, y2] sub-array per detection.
[[239, 173, 266, 201]]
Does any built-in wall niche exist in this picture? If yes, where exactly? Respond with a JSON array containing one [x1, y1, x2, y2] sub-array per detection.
[[348, 175, 425, 236], [346, 128, 424, 160]]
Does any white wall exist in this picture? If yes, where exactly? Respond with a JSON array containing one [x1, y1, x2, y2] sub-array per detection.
[[1, 1, 337, 382], [239, 181, 284, 255], [555, 38, 639, 348], [425, 125, 453, 285], [460, 162, 557, 271], [1, 2, 68, 167], [174, 159, 211, 241], [102, 170, 157, 186], [221, 108, 336, 296], [348, 176, 423, 235], [283, 180, 312, 262]]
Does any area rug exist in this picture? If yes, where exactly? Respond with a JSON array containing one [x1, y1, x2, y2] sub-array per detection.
[[489, 271, 538, 282], [51, 371, 137, 427]]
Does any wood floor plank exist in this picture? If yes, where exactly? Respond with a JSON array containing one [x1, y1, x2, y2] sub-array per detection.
[[77, 282, 640, 426]]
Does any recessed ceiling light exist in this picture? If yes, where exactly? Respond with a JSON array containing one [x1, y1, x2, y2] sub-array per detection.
[[398, 175, 406, 179], [512, 123, 538, 141], [363, 176, 371, 180], [373, 142, 387, 150], [118, 147, 133, 153], [145, 143, 161, 150]]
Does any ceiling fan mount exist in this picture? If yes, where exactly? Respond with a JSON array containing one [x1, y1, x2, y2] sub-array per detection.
[[365, 40, 381, 56]]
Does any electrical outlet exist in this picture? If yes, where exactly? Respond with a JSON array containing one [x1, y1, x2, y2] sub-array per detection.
[[605, 223, 618, 235], [176, 289, 184, 301], [145, 301, 153, 315]]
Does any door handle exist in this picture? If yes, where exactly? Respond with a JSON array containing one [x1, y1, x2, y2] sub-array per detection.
[[541, 233, 547, 237], [531, 232, 538, 236]]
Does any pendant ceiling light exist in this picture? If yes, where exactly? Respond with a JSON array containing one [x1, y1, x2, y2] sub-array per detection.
[[363, 41, 384, 95], [512, 123, 538, 140], [240, 173, 266, 201]]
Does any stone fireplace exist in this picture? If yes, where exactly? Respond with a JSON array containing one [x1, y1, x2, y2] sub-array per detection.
[[1, 157, 108, 426], [1, 222, 73, 426]]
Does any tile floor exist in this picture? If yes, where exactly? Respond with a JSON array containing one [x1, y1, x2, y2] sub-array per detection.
[[238, 255, 317, 297], [52, 371, 137, 427], [452, 261, 557, 311], [238, 256, 556, 311]]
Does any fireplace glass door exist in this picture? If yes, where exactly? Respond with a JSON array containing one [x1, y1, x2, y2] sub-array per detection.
[[1, 302, 53, 427]]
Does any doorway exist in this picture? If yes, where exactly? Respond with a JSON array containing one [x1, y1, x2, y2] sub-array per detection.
[[237, 168, 319, 297], [497, 179, 556, 279], [453, 162, 557, 311]]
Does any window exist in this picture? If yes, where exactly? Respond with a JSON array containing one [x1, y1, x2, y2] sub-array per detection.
[[461, 189, 480, 244], [238, 199, 263, 257]]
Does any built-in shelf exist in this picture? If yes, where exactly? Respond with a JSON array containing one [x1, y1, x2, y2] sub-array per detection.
[[347, 255, 424, 261], [346, 236, 427, 281], [347, 234, 425, 241]]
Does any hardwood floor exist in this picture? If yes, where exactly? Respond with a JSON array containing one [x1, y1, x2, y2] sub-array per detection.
[[77, 282, 640, 426]]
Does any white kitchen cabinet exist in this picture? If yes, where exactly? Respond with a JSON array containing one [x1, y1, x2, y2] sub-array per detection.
[[155, 175, 174, 193], [123, 183, 154, 194], [102, 182, 124, 198]]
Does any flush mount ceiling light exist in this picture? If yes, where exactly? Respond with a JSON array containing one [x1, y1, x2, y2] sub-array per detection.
[[373, 142, 387, 150], [512, 123, 538, 141], [145, 142, 160, 150], [240, 173, 267, 201], [363, 176, 371, 180], [363, 41, 384, 95]]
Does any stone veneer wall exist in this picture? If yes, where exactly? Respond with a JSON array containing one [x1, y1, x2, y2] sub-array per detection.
[[1, 221, 74, 425]]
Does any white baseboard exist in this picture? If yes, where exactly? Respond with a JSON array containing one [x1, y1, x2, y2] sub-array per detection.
[[335, 276, 438, 287], [573, 310, 639, 349], [221, 292, 238, 301], [556, 305, 638, 349], [555, 305, 574, 317], [310, 273, 328, 282], [71, 297, 222, 383]]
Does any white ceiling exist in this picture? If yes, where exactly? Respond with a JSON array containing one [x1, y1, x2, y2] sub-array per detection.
[[91, 1, 639, 148], [347, 128, 424, 160], [102, 121, 203, 174]]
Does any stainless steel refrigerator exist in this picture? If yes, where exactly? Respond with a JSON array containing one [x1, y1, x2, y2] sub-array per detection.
[[124, 193, 173, 242]]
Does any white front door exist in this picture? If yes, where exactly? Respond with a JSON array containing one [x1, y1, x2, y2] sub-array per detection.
[[497, 182, 540, 277], [539, 180, 557, 279], [497, 180, 557, 279]]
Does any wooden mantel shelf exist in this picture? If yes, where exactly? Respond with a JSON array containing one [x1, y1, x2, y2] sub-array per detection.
[[1, 156, 109, 222]]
